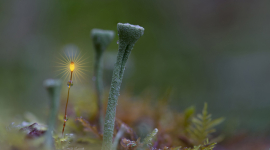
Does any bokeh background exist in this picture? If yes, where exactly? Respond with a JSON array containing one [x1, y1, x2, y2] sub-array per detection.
[[1, 0, 270, 145]]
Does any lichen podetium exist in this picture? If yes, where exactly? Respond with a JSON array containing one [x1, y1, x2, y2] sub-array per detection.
[[91, 29, 115, 132], [43, 79, 62, 150], [101, 23, 144, 150]]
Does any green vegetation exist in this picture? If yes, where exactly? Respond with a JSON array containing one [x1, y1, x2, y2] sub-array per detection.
[[91, 29, 115, 132], [185, 103, 225, 145], [102, 23, 144, 150], [0, 23, 226, 150], [43, 79, 62, 150], [120, 104, 223, 150]]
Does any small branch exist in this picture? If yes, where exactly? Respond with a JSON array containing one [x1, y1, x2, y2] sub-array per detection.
[[76, 117, 103, 140], [112, 124, 126, 150]]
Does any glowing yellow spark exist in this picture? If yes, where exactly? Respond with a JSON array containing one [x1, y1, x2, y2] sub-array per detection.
[[54, 47, 90, 83], [53, 46, 91, 136], [70, 61, 75, 72]]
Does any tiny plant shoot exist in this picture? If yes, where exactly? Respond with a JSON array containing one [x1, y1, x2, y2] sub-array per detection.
[[62, 61, 75, 135], [91, 29, 115, 132], [43, 79, 62, 150], [54, 46, 90, 136], [102, 23, 144, 150]]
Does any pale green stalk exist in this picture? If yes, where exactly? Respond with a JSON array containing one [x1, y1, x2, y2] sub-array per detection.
[[91, 29, 115, 132], [101, 23, 144, 150], [43, 79, 62, 150], [112, 124, 126, 150]]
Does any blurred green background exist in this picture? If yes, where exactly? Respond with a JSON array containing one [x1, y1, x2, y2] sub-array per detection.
[[1, 0, 270, 134]]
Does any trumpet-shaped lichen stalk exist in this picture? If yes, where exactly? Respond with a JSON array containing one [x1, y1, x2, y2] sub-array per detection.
[[43, 79, 62, 150], [102, 23, 144, 150], [91, 29, 115, 132]]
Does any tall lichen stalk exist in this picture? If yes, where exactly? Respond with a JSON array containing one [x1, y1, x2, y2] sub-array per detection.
[[91, 29, 115, 132], [102, 23, 144, 150], [43, 79, 62, 150]]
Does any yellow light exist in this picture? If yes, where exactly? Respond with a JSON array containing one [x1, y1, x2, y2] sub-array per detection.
[[70, 61, 75, 72]]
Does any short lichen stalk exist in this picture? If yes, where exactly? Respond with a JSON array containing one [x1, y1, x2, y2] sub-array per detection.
[[43, 79, 62, 150], [91, 29, 115, 132], [102, 23, 144, 150]]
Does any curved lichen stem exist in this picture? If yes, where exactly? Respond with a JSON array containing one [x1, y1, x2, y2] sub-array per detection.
[[91, 29, 115, 132], [43, 79, 62, 150], [101, 23, 144, 150]]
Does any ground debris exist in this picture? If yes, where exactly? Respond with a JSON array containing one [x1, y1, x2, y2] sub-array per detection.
[[19, 123, 46, 139]]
